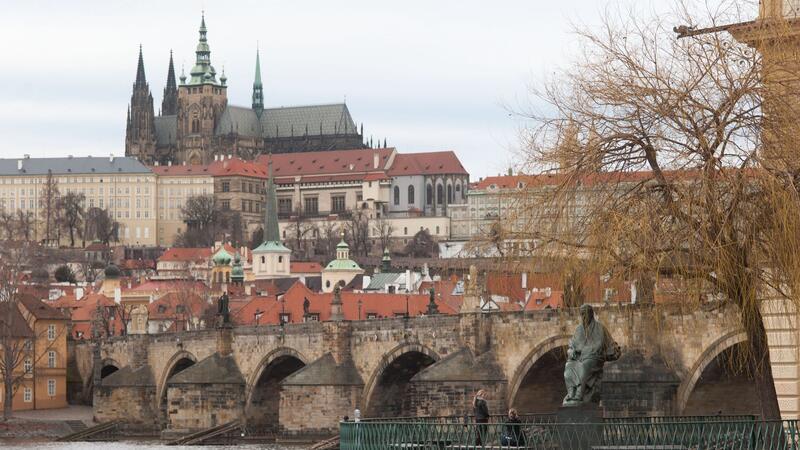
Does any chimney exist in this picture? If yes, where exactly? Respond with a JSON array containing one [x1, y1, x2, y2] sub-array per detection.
[[406, 269, 412, 293], [114, 287, 121, 304], [23, 154, 30, 159], [228, 154, 232, 160], [521, 272, 527, 289], [154, 161, 159, 166], [373, 152, 379, 169], [75, 287, 84, 300], [110, 154, 116, 163], [17, 160, 22, 171], [182, 161, 186, 166], [168, 161, 172, 167], [245, 284, 252, 296]]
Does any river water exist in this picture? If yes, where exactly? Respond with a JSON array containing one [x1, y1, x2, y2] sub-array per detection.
[[0, 443, 303, 449]]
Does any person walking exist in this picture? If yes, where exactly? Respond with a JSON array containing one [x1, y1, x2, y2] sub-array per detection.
[[501, 408, 525, 447], [473, 389, 490, 446]]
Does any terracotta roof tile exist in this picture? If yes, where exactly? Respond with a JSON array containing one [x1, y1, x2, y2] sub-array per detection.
[[257, 148, 394, 177], [290, 262, 323, 274], [387, 151, 468, 176], [158, 248, 213, 263]]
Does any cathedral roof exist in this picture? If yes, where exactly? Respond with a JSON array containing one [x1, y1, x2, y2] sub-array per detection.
[[211, 103, 358, 139], [0, 156, 152, 176]]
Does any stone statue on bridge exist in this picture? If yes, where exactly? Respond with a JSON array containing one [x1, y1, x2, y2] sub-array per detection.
[[217, 291, 230, 326], [563, 304, 621, 406]]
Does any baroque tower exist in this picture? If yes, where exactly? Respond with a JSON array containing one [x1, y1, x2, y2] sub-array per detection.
[[175, 13, 228, 165], [252, 158, 291, 280], [125, 46, 157, 163], [162, 51, 178, 116]]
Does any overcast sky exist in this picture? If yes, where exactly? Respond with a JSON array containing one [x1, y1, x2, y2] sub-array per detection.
[[0, 0, 688, 178]]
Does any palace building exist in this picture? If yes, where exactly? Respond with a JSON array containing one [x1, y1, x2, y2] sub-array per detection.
[[125, 14, 366, 166]]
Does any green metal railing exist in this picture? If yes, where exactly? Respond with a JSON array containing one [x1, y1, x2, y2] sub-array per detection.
[[340, 418, 800, 449]]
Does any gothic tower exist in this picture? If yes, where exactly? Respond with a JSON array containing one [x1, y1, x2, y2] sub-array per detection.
[[176, 13, 228, 165], [162, 50, 178, 116], [252, 49, 264, 116], [125, 46, 156, 163]]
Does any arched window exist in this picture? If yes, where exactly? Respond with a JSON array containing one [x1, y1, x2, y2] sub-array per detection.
[[436, 184, 444, 204], [326, 280, 331, 288], [408, 185, 415, 204], [426, 185, 433, 205], [393, 186, 400, 205], [261, 256, 265, 264], [278, 256, 283, 263], [447, 185, 453, 203], [191, 115, 200, 133]]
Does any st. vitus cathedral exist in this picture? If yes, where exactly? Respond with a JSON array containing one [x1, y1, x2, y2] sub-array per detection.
[[125, 14, 367, 165]]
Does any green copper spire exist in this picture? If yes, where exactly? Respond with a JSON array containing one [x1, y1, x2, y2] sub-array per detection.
[[264, 157, 280, 243], [252, 48, 264, 115], [187, 12, 218, 85]]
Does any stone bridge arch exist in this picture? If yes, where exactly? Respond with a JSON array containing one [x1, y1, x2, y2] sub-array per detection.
[[507, 334, 571, 412], [362, 342, 440, 417], [100, 358, 122, 379], [156, 350, 198, 412], [245, 347, 308, 406], [677, 329, 748, 414]]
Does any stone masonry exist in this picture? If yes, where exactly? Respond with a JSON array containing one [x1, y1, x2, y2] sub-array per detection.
[[81, 303, 780, 437]]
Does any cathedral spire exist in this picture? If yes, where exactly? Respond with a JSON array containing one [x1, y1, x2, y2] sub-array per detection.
[[162, 50, 178, 115], [135, 45, 147, 87], [252, 48, 264, 116], [263, 157, 280, 243], [189, 12, 218, 85]]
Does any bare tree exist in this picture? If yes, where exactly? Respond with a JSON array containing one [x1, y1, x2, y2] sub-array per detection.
[[374, 217, 394, 252], [39, 171, 60, 245], [57, 192, 85, 247], [314, 222, 340, 258], [181, 194, 217, 232], [0, 213, 13, 241], [345, 208, 370, 257], [285, 207, 314, 258], [15, 211, 34, 242], [84, 207, 119, 245], [519, 1, 800, 419]]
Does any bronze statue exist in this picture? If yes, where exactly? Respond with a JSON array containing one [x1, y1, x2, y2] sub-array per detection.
[[563, 304, 620, 406], [217, 292, 230, 325]]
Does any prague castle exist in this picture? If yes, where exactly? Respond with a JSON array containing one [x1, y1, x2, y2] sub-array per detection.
[[125, 14, 366, 166]]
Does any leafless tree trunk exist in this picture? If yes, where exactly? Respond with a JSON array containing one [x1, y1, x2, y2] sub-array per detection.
[[39, 171, 60, 245]]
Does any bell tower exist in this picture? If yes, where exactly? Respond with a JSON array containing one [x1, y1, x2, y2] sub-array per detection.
[[176, 13, 228, 165]]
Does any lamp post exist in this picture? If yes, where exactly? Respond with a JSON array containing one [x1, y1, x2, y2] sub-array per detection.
[[405, 295, 410, 318], [358, 299, 363, 321]]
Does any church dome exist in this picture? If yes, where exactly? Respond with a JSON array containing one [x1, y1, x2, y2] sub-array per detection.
[[212, 247, 233, 266]]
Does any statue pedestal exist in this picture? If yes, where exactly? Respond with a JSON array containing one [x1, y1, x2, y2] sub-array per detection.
[[556, 404, 602, 449]]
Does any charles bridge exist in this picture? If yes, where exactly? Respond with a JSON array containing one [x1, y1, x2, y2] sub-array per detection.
[[69, 303, 774, 438]]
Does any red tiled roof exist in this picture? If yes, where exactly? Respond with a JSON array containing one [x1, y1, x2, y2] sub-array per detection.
[[257, 148, 394, 177], [158, 248, 212, 263], [243, 281, 459, 324], [128, 280, 209, 294], [387, 151, 468, 176], [472, 169, 706, 191], [18, 294, 67, 320], [232, 295, 280, 326], [290, 262, 323, 274], [209, 158, 268, 178], [147, 291, 210, 321]]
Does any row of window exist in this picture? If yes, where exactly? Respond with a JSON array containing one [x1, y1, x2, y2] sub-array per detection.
[[394, 184, 465, 206], [13, 381, 57, 402], [2, 176, 151, 185], [220, 180, 264, 194]]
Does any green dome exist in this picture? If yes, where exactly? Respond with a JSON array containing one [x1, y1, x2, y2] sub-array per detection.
[[212, 247, 233, 266], [325, 258, 361, 271]]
